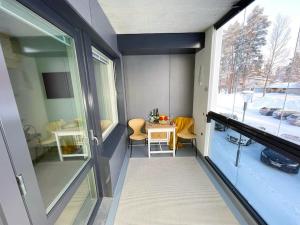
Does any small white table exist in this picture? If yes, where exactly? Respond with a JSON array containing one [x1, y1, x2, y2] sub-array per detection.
[[53, 129, 88, 161], [146, 122, 176, 158]]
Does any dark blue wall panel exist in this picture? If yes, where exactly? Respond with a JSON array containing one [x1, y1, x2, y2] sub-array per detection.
[[118, 33, 205, 55]]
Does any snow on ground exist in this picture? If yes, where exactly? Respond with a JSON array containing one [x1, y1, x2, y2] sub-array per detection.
[[211, 93, 300, 224], [210, 130, 300, 225], [215, 92, 300, 144]]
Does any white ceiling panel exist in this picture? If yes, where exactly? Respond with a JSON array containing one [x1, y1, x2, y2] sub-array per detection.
[[98, 0, 238, 34]]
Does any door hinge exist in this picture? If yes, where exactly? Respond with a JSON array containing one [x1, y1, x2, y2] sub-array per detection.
[[16, 174, 27, 196]]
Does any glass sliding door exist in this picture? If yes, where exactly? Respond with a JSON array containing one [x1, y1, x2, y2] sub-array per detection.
[[0, 0, 98, 224], [54, 169, 97, 225]]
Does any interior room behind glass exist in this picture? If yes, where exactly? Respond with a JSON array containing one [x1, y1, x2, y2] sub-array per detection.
[[0, 8, 95, 213]]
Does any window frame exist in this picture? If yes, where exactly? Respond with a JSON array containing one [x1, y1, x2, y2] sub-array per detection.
[[0, 0, 104, 224], [92, 47, 119, 140]]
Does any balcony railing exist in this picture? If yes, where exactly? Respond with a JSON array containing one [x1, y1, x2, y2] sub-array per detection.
[[206, 111, 300, 225]]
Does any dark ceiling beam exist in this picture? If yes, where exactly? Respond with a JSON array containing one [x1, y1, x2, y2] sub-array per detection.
[[117, 33, 205, 55], [214, 0, 255, 29]]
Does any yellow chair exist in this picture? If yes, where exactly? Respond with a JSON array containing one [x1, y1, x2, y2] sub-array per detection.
[[176, 118, 197, 156], [128, 118, 147, 157]]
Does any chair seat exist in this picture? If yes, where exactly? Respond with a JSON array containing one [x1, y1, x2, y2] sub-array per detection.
[[177, 132, 196, 140], [130, 133, 147, 141]]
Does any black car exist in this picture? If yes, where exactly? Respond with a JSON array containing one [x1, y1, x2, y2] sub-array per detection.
[[260, 148, 299, 174]]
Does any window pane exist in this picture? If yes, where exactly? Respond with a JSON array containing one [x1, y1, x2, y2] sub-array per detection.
[[216, 9, 247, 120], [208, 118, 300, 225], [209, 121, 238, 185], [278, 31, 300, 144], [54, 169, 97, 225], [0, 0, 92, 212], [215, 0, 300, 143], [92, 47, 118, 139]]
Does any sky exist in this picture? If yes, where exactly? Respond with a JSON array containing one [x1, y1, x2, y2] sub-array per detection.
[[222, 0, 300, 66]]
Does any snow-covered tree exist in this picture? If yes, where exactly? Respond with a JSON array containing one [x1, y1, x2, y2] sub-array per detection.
[[287, 28, 300, 82], [219, 21, 243, 93], [219, 6, 270, 93], [262, 15, 291, 96], [241, 6, 270, 90]]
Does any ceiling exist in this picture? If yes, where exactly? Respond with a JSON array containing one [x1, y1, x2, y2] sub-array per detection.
[[98, 0, 238, 34]]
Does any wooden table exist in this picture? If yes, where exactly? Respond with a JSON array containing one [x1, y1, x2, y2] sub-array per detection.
[[145, 121, 176, 158]]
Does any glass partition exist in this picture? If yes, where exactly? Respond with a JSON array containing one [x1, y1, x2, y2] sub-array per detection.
[[0, 0, 93, 213], [209, 121, 238, 184], [208, 118, 300, 225], [214, 0, 300, 142]]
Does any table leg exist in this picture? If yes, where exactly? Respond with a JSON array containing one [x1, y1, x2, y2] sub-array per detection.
[[148, 132, 151, 158], [173, 128, 176, 157], [55, 133, 64, 161]]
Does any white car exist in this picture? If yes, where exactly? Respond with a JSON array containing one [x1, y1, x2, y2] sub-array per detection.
[[226, 126, 266, 146], [226, 129, 252, 146]]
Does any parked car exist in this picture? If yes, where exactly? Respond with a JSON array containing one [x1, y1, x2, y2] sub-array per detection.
[[260, 148, 299, 174], [272, 110, 298, 120], [259, 107, 281, 116], [280, 133, 300, 145], [286, 113, 300, 127], [226, 129, 251, 145], [214, 113, 238, 131], [226, 126, 266, 146]]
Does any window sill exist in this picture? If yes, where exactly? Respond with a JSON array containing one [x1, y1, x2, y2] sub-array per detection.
[[102, 122, 118, 142], [101, 124, 126, 159]]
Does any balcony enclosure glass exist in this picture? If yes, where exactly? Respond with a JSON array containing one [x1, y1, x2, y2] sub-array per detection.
[[208, 118, 300, 225], [214, 0, 300, 146]]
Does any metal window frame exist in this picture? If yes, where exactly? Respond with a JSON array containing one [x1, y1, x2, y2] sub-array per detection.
[[213, 0, 255, 29], [0, 0, 126, 224]]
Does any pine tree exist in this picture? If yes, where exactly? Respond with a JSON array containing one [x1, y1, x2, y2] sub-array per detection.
[[241, 6, 270, 90], [220, 21, 243, 93], [219, 6, 270, 93]]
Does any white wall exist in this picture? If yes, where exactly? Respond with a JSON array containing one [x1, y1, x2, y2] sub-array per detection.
[[193, 27, 221, 156], [8, 56, 49, 138]]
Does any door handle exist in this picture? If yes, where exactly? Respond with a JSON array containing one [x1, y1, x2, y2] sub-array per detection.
[[89, 130, 99, 146], [16, 174, 27, 196]]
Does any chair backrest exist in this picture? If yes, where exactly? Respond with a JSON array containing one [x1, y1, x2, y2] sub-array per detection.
[[128, 118, 145, 135], [181, 118, 194, 134]]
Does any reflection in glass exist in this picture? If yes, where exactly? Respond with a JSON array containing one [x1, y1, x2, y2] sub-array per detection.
[[0, 0, 91, 212], [55, 170, 97, 225], [92, 47, 118, 139]]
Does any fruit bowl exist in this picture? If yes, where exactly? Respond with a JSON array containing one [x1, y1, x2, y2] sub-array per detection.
[[159, 120, 169, 125], [159, 115, 169, 124]]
